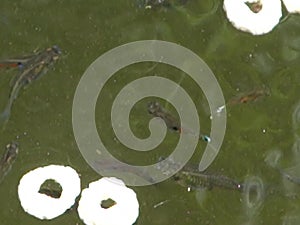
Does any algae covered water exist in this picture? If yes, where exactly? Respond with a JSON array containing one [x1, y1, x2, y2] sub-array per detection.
[[0, 0, 300, 224]]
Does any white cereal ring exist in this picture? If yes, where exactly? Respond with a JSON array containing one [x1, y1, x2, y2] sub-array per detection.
[[78, 177, 139, 225], [18, 165, 81, 220], [223, 0, 282, 35], [282, 0, 300, 13]]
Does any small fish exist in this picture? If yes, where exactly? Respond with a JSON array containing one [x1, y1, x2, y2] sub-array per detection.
[[173, 170, 243, 191], [147, 101, 211, 142], [0, 46, 61, 124], [228, 88, 270, 106], [148, 101, 181, 132], [217, 87, 270, 113], [157, 157, 242, 191], [0, 141, 18, 183]]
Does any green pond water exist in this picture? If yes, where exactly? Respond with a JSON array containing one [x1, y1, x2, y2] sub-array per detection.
[[0, 0, 300, 224]]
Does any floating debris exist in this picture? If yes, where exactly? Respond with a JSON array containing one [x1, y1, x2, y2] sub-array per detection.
[[153, 199, 169, 208]]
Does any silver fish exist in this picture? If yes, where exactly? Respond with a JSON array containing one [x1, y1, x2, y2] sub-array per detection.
[[157, 157, 243, 191], [174, 170, 243, 191]]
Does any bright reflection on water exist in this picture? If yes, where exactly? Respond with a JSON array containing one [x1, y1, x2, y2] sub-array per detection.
[[241, 176, 265, 225], [264, 148, 282, 169]]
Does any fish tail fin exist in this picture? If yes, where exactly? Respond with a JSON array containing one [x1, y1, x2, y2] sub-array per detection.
[[0, 104, 11, 127], [0, 84, 20, 127]]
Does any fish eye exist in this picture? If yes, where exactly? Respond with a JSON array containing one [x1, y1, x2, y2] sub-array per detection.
[[172, 126, 179, 131]]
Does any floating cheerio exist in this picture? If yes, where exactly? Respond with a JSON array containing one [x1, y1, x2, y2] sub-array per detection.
[[78, 177, 139, 225], [223, 0, 282, 35], [18, 165, 81, 220]]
